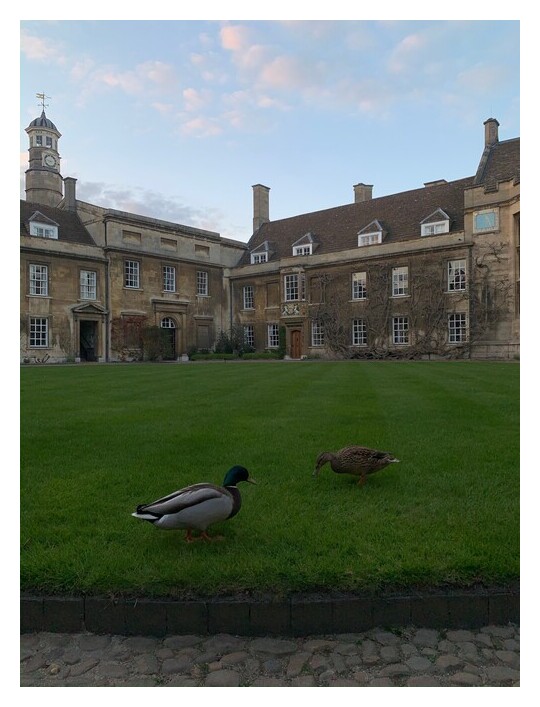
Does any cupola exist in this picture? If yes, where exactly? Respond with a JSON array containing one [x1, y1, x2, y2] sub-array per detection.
[[24, 98, 63, 207]]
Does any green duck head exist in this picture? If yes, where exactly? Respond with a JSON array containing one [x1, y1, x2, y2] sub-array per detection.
[[223, 465, 256, 487]]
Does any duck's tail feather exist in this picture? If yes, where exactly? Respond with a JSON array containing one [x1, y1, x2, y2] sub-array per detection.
[[132, 510, 159, 522]]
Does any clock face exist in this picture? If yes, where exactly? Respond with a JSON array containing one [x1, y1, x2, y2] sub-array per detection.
[[44, 154, 56, 168]]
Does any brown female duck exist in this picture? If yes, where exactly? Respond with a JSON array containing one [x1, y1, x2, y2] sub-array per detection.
[[313, 446, 400, 486]]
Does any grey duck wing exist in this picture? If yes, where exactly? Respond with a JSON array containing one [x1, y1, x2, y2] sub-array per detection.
[[137, 483, 229, 516]]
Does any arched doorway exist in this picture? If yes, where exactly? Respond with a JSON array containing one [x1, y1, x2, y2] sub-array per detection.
[[160, 317, 176, 360]]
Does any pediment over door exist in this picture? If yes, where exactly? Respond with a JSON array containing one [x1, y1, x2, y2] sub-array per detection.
[[71, 302, 108, 316]]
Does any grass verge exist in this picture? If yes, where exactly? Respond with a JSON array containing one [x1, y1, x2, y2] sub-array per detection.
[[20, 360, 519, 598]]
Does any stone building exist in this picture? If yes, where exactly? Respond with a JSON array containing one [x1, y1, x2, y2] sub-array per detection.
[[20, 111, 519, 363], [232, 118, 519, 360], [20, 109, 246, 363]]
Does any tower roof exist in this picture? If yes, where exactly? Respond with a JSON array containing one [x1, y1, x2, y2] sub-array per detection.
[[26, 110, 60, 134]]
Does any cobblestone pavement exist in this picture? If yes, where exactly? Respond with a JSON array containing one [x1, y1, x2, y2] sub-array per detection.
[[21, 624, 519, 687]]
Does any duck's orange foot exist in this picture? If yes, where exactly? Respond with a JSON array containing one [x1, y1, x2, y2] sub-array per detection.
[[201, 532, 225, 542], [185, 530, 203, 543]]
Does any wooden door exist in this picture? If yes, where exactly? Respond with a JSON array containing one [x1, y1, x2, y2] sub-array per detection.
[[291, 329, 302, 359]]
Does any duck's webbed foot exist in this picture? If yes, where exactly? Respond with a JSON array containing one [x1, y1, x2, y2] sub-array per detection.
[[201, 531, 225, 542]]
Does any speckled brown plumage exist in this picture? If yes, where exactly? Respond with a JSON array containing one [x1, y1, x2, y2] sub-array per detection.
[[313, 446, 400, 486]]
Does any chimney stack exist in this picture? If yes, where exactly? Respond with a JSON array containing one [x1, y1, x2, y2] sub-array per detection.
[[64, 177, 77, 211], [252, 184, 270, 233], [484, 118, 500, 147], [353, 183, 373, 203]]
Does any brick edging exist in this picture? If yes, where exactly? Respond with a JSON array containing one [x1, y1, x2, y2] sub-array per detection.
[[21, 588, 519, 636]]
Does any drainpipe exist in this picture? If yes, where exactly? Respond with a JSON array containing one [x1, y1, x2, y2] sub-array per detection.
[[468, 244, 474, 359], [229, 277, 234, 333]]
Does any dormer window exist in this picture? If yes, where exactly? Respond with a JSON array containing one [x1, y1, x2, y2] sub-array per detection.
[[251, 252, 268, 264], [28, 212, 59, 240], [358, 220, 384, 247], [292, 232, 316, 256], [250, 240, 272, 264], [421, 209, 450, 237]]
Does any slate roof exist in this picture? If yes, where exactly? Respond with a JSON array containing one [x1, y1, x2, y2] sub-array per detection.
[[474, 137, 520, 188], [241, 176, 475, 265], [26, 110, 60, 134], [20, 200, 97, 246]]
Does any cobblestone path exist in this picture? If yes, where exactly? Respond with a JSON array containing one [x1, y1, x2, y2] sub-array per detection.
[[21, 624, 519, 687]]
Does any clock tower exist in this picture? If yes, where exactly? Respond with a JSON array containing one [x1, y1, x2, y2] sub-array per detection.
[[25, 94, 63, 207]]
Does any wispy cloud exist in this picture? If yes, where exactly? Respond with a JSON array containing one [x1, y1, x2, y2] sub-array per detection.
[[387, 33, 428, 74], [179, 116, 223, 137], [76, 181, 225, 234], [20, 30, 66, 63]]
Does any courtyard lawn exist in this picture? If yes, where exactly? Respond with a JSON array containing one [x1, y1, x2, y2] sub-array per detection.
[[20, 360, 519, 598]]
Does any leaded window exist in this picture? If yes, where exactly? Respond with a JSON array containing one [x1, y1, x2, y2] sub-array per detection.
[[29, 264, 48, 296], [124, 260, 140, 288]]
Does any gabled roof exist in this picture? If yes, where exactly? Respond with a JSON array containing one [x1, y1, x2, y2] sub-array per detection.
[[421, 208, 450, 225], [27, 210, 59, 227], [240, 176, 474, 265], [250, 239, 272, 254], [358, 219, 384, 235], [291, 232, 316, 247], [20, 201, 97, 246]]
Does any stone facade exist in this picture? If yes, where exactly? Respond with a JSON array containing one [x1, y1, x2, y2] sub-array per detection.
[[20, 112, 519, 363]]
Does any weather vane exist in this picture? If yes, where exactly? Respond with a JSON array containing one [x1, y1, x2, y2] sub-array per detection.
[[36, 92, 50, 110]]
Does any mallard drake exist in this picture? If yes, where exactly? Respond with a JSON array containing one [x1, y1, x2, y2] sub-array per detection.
[[131, 465, 255, 542], [313, 446, 399, 486]]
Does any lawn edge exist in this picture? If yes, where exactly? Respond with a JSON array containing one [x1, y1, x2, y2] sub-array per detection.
[[21, 584, 519, 636]]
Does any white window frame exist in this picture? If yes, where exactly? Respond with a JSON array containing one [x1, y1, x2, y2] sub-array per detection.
[[244, 325, 254, 349], [250, 252, 268, 264], [352, 271, 367, 300], [243, 285, 254, 309], [29, 264, 48, 296], [474, 209, 499, 233], [284, 273, 305, 302], [352, 319, 367, 346], [30, 222, 58, 239], [293, 244, 312, 256], [161, 317, 176, 329], [267, 323, 279, 348], [29, 317, 48, 348], [448, 313, 468, 343], [392, 316, 409, 345], [124, 260, 140, 289], [197, 271, 209, 296], [311, 320, 324, 347], [448, 259, 467, 292], [358, 231, 383, 247], [392, 266, 409, 297], [162, 265, 176, 293], [421, 221, 449, 237], [80, 270, 97, 300]]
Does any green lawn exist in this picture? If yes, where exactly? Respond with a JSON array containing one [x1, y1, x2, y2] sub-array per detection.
[[20, 360, 519, 598]]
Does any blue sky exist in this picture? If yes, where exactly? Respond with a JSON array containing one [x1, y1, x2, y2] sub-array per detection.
[[20, 15, 520, 243]]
